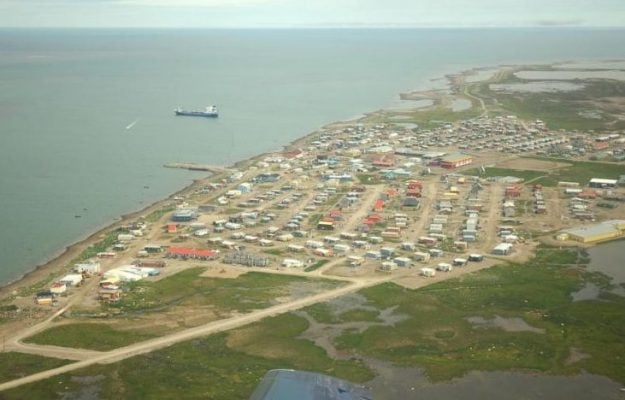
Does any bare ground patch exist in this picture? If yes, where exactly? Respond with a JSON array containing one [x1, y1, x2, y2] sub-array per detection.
[[496, 158, 570, 171]]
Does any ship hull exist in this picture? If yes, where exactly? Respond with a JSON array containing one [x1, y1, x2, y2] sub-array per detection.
[[175, 111, 218, 118]]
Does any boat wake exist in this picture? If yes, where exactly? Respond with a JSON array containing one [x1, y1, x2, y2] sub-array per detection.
[[126, 118, 140, 130]]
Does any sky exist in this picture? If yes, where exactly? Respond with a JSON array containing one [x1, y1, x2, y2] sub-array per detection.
[[0, 0, 624, 28]]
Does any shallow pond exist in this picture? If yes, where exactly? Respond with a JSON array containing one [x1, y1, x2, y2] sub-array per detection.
[[586, 240, 625, 296], [450, 98, 472, 112], [516, 70, 625, 81], [490, 81, 584, 93], [366, 359, 624, 400]]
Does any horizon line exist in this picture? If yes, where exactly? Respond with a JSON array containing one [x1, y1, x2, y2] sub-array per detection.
[[2, 25, 625, 30]]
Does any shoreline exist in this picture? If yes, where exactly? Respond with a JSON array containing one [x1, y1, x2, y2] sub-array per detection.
[[0, 138, 297, 298], [2, 58, 620, 298]]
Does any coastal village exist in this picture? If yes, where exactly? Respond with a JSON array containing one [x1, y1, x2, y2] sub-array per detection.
[[2, 63, 625, 396], [23, 113, 625, 309]]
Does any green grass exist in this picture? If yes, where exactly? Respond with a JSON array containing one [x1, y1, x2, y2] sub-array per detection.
[[483, 79, 625, 131], [262, 248, 286, 256], [465, 159, 625, 188], [338, 309, 382, 323], [462, 167, 546, 182], [304, 259, 329, 272], [304, 303, 381, 324], [304, 303, 340, 324], [0, 353, 70, 384], [73, 229, 126, 263], [106, 268, 342, 316], [2, 314, 373, 400], [383, 102, 482, 130], [528, 158, 625, 187], [143, 206, 175, 223], [24, 323, 158, 351], [332, 247, 625, 383], [356, 174, 383, 185]]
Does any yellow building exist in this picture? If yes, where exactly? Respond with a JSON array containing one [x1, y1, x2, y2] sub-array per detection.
[[561, 220, 625, 243]]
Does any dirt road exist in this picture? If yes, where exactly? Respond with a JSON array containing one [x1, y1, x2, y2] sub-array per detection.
[[0, 275, 392, 392]]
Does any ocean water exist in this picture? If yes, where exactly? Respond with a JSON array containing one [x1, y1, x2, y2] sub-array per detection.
[[1, 28, 625, 285]]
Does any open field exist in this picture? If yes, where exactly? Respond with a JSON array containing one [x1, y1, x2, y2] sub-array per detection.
[[462, 167, 546, 182], [4, 247, 624, 399], [494, 158, 570, 171], [529, 158, 625, 186], [472, 69, 625, 131], [0, 314, 373, 399], [103, 268, 343, 315], [24, 323, 158, 352], [464, 158, 625, 187], [329, 247, 625, 383], [0, 353, 70, 384]]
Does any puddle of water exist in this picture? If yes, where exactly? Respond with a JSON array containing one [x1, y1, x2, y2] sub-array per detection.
[[296, 293, 409, 358], [451, 98, 472, 112], [490, 81, 584, 93], [571, 283, 601, 301], [556, 60, 625, 70], [393, 122, 419, 129], [365, 358, 624, 400], [465, 69, 498, 83], [387, 98, 434, 111], [586, 241, 625, 297], [516, 70, 625, 81], [466, 315, 544, 333]]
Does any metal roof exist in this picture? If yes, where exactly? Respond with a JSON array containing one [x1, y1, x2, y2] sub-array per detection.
[[248, 370, 373, 400]]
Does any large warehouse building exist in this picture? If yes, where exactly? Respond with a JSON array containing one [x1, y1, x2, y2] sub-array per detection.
[[560, 220, 625, 243], [439, 153, 474, 169]]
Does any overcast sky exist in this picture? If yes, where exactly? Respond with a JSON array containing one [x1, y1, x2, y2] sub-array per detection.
[[1, 0, 624, 28]]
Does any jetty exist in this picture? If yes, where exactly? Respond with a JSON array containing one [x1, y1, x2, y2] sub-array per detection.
[[163, 163, 231, 174]]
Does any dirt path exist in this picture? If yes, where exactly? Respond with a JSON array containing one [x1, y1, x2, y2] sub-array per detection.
[[480, 182, 503, 253], [409, 180, 438, 240], [341, 185, 385, 232]]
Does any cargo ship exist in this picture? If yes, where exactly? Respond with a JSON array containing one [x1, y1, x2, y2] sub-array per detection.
[[174, 105, 218, 118]]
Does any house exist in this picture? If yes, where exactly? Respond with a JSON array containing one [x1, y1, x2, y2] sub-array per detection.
[[282, 259, 304, 268], [35, 291, 54, 305], [413, 251, 431, 262], [167, 247, 218, 260], [393, 257, 412, 267], [49, 282, 67, 295], [380, 247, 396, 259], [347, 255, 364, 266], [468, 254, 484, 262], [452, 258, 468, 266], [429, 248, 444, 257], [436, 263, 453, 272], [492, 243, 513, 255], [253, 173, 281, 183], [317, 219, 335, 231], [288, 244, 305, 252], [403, 197, 420, 207], [313, 248, 333, 257], [378, 261, 398, 272], [99, 288, 122, 302], [60, 274, 83, 287], [73, 262, 101, 275], [589, 178, 617, 188], [144, 244, 163, 253], [171, 210, 196, 222]]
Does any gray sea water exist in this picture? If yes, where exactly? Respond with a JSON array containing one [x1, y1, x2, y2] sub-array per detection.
[[1, 28, 625, 285]]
